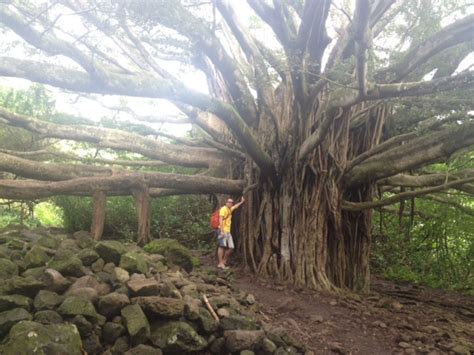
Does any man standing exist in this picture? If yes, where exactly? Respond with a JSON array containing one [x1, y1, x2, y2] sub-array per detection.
[[217, 196, 245, 269]]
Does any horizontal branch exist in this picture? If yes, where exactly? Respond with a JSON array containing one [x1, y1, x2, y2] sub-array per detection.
[[0, 57, 274, 174], [342, 176, 474, 211], [0, 149, 170, 168], [0, 152, 113, 181], [346, 122, 474, 186], [381, 14, 474, 81], [0, 106, 223, 168], [379, 170, 474, 195], [0, 173, 245, 200]]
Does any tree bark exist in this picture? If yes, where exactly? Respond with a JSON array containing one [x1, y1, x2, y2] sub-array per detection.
[[133, 186, 151, 246], [91, 190, 107, 241]]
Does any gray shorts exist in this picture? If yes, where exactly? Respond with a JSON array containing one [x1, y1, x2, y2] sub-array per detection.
[[218, 232, 234, 249]]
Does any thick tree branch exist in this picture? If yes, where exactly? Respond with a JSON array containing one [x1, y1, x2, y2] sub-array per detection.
[[346, 122, 474, 186], [0, 173, 245, 200], [353, 0, 371, 97], [0, 152, 113, 181], [366, 70, 474, 100], [0, 106, 223, 168], [0, 58, 275, 174], [379, 14, 474, 82], [0, 149, 170, 168], [342, 177, 474, 211], [247, 0, 295, 49], [379, 170, 474, 195]]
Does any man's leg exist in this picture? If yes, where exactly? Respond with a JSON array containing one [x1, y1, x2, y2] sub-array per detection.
[[223, 233, 235, 266], [217, 246, 226, 267]]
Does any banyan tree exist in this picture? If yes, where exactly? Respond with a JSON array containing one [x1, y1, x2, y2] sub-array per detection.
[[0, 0, 473, 292]]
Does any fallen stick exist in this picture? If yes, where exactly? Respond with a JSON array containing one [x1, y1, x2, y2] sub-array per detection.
[[202, 293, 220, 323]]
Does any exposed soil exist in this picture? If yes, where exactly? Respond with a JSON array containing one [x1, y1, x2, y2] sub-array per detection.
[[200, 252, 474, 354]]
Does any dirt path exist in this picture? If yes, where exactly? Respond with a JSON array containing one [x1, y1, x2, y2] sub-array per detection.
[[200, 252, 474, 354]]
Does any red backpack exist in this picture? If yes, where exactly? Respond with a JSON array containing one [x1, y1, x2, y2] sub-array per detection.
[[210, 210, 220, 229], [210, 207, 230, 229]]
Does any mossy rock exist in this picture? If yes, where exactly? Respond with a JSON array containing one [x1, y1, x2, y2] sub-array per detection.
[[21, 266, 46, 278], [0, 308, 33, 337], [57, 296, 98, 322], [34, 310, 63, 325], [47, 257, 84, 277], [150, 321, 207, 352], [0, 259, 19, 279], [6, 276, 45, 297], [120, 252, 148, 274], [24, 246, 50, 269], [121, 304, 150, 344], [144, 239, 194, 272], [0, 295, 32, 312], [36, 235, 60, 249], [95, 241, 127, 265], [0, 320, 82, 354], [77, 248, 100, 266], [33, 290, 62, 311]]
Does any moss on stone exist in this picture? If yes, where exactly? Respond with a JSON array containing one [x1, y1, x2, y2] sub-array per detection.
[[144, 239, 194, 272], [0, 320, 82, 354]]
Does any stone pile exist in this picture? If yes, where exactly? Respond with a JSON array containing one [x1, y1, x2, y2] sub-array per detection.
[[0, 227, 305, 354]]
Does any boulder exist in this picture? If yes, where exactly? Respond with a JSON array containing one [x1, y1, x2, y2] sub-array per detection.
[[42, 268, 71, 293], [73, 231, 95, 249], [125, 344, 163, 355], [91, 258, 105, 273], [34, 310, 63, 325], [66, 287, 99, 303], [0, 308, 33, 336], [197, 307, 219, 334], [98, 292, 130, 317], [67, 275, 111, 296], [0, 258, 19, 279], [102, 321, 126, 344], [220, 315, 257, 331], [57, 296, 98, 322], [24, 246, 50, 269], [127, 278, 160, 296], [83, 332, 103, 355], [77, 248, 100, 266], [144, 239, 194, 272], [37, 235, 60, 249], [71, 314, 93, 337], [0, 321, 82, 354], [0, 295, 32, 312], [6, 276, 45, 297], [120, 252, 148, 274], [47, 257, 84, 277], [150, 321, 207, 352], [113, 267, 130, 283], [121, 304, 150, 344], [112, 336, 130, 354], [33, 290, 62, 311], [132, 296, 185, 318], [21, 266, 46, 278], [224, 330, 265, 352], [95, 241, 127, 264]]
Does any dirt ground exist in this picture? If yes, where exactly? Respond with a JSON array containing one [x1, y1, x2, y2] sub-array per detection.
[[201, 253, 474, 354]]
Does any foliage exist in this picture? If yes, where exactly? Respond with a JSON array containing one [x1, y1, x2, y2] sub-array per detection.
[[372, 157, 474, 293], [54, 194, 214, 248], [33, 202, 64, 227]]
